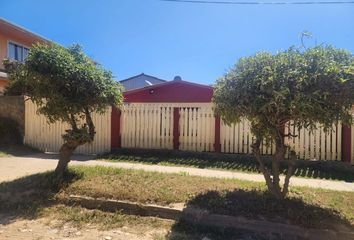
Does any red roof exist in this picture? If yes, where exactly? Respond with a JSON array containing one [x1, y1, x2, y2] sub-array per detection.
[[124, 79, 213, 103]]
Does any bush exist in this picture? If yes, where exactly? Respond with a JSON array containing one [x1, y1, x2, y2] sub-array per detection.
[[0, 117, 21, 145]]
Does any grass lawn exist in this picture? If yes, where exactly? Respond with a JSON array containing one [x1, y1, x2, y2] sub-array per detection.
[[0, 151, 9, 157], [42, 204, 173, 230], [102, 148, 354, 182], [0, 165, 353, 232]]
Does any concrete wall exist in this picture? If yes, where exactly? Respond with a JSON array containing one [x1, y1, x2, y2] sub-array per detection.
[[0, 95, 25, 137]]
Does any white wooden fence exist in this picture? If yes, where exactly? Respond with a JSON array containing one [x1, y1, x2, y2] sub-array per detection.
[[121, 103, 345, 161], [24, 100, 352, 162], [24, 100, 111, 154], [179, 106, 215, 152], [120, 103, 216, 151], [221, 120, 342, 160], [120, 104, 174, 149]]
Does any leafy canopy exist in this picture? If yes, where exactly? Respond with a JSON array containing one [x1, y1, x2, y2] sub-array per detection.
[[213, 45, 354, 141], [4, 43, 123, 146], [4, 43, 123, 123]]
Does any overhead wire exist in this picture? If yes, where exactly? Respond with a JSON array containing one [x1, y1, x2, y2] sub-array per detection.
[[161, 0, 354, 5]]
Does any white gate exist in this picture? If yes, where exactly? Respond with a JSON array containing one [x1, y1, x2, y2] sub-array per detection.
[[120, 103, 173, 149], [179, 105, 215, 152]]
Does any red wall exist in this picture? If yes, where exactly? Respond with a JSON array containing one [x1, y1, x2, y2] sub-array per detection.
[[124, 80, 213, 103]]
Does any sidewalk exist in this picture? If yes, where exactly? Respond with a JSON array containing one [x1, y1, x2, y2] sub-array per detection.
[[1, 153, 353, 192]]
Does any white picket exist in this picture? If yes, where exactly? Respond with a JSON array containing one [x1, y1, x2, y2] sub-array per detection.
[[25, 100, 348, 160], [220, 118, 343, 160], [120, 103, 174, 150], [24, 100, 111, 154]]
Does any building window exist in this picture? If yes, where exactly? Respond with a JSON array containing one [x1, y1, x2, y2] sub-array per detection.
[[8, 42, 29, 62]]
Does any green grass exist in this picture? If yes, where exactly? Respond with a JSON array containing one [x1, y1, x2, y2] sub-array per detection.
[[41, 204, 173, 231], [63, 166, 262, 205], [0, 165, 353, 231], [102, 148, 354, 182], [0, 151, 9, 157]]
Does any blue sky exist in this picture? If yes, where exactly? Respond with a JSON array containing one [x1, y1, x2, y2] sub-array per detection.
[[1, 0, 354, 84]]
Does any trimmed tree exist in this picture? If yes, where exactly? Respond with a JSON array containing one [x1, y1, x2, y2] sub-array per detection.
[[213, 46, 354, 199], [4, 43, 123, 175]]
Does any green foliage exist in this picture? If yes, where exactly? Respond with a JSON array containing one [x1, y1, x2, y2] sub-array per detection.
[[213, 45, 354, 141], [3, 43, 123, 147], [4, 43, 123, 123]]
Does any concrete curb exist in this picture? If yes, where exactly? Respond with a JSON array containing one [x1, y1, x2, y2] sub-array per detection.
[[65, 195, 182, 220], [63, 195, 354, 240]]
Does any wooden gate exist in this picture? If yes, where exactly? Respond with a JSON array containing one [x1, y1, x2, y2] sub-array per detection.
[[120, 103, 173, 149], [179, 105, 215, 152]]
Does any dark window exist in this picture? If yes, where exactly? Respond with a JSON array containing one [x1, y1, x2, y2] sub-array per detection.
[[8, 42, 29, 62], [23, 47, 29, 60], [8, 42, 16, 59]]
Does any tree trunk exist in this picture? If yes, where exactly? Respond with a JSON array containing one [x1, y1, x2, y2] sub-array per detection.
[[252, 125, 297, 200], [55, 141, 79, 175], [252, 138, 278, 195], [271, 138, 287, 199], [54, 111, 96, 177]]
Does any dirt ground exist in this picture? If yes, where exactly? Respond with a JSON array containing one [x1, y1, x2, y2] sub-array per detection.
[[0, 214, 170, 240]]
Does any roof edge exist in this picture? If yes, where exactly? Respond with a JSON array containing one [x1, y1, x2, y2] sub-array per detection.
[[124, 79, 213, 95], [0, 17, 52, 43], [119, 73, 168, 83]]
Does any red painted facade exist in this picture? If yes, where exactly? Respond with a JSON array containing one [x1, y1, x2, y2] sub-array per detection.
[[111, 106, 121, 149], [214, 115, 221, 152], [124, 80, 213, 103], [342, 125, 352, 162], [173, 107, 180, 150]]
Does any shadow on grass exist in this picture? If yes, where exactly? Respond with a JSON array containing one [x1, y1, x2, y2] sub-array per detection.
[[167, 220, 271, 240], [165, 189, 353, 239], [0, 170, 82, 224], [105, 148, 354, 182], [189, 189, 352, 229]]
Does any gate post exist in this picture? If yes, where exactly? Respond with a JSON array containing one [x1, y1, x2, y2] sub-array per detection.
[[214, 115, 221, 152], [342, 124, 352, 162], [173, 107, 180, 150], [111, 106, 121, 149]]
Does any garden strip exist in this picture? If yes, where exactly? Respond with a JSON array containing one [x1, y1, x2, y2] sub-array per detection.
[[1, 165, 353, 234]]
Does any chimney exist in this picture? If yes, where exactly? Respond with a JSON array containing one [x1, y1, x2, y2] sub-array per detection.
[[173, 75, 182, 81]]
